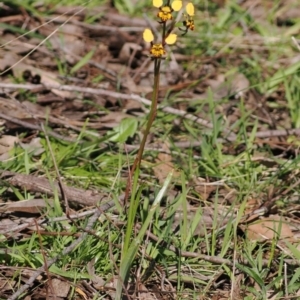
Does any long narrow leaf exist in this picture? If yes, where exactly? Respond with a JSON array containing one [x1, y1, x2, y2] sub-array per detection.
[[116, 172, 173, 298]]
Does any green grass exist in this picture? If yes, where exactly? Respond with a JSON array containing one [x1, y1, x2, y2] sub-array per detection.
[[2, 0, 300, 299]]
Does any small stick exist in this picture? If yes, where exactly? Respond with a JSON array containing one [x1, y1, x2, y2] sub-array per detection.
[[0, 112, 77, 143]]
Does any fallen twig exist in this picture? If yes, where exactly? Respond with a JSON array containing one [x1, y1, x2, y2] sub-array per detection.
[[0, 82, 220, 131], [137, 223, 300, 268], [0, 112, 77, 143], [0, 169, 110, 207], [2, 82, 300, 141]]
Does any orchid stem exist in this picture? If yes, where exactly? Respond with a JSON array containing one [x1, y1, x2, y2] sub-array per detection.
[[124, 58, 161, 203]]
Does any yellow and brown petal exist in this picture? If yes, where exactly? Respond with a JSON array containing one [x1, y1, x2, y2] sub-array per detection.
[[157, 6, 173, 22], [150, 44, 166, 57], [153, 0, 182, 11], [186, 2, 194, 16], [184, 19, 195, 31], [153, 0, 163, 8], [171, 0, 182, 11], [165, 33, 177, 45]]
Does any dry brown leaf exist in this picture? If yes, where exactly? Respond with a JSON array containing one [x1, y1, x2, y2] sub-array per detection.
[[245, 216, 293, 242], [0, 277, 15, 292], [123, 98, 143, 111], [138, 283, 157, 300], [100, 276, 118, 299], [153, 143, 179, 184], [214, 72, 249, 99], [0, 135, 19, 154], [20, 137, 44, 156], [99, 111, 129, 128], [0, 198, 51, 214], [0, 97, 33, 120], [0, 132, 43, 161], [39, 23, 86, 64], [51, 278, 70, 298], [192, 177, 218, 201], [118, 42, 142, 63], [153, 153, 174, 184], [227, 72, 250, 97], [87, 259, 106, 288], [0, 135, 19, 161]]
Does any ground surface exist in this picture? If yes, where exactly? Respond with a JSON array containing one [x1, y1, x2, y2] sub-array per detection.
[[1, 0, 300, 299]]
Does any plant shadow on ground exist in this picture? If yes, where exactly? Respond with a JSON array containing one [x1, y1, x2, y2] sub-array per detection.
[[1, 0, 300, 299]]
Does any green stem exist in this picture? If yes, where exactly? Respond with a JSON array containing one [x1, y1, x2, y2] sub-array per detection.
[[124, 58, 161, 202], [136, 58, 161, 169]]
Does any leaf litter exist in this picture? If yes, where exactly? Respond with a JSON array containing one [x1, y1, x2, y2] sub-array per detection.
[[1, 0, 300, 299]]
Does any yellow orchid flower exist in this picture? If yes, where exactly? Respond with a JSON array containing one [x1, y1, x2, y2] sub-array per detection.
[[181, 2, 195, 34], [153, 0, 183, 22], [143, 29, 177, 57]]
